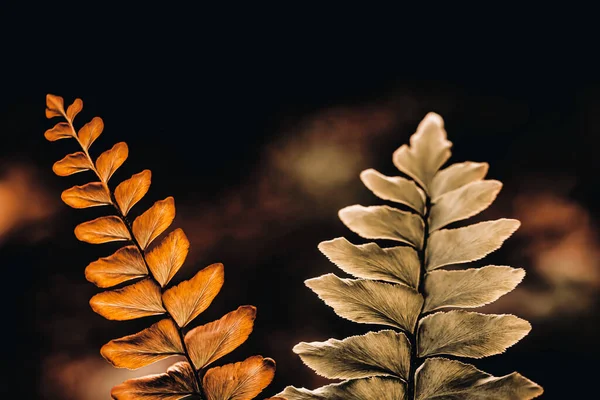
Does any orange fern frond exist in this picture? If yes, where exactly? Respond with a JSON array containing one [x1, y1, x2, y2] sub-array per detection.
[[45, 94, 275, 399]]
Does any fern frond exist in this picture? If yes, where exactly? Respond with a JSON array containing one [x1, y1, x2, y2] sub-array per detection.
[[45, 94, 275, 400], [278, 113, 543, 399]]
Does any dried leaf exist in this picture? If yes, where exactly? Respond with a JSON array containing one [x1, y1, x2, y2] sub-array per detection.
[[418, 310, 531, 358], [185, 306, 256, 369], [163, 263, 224, 327], [133, 197, 176, 250], [78, 116, 104, 150], [61, 182, 111, 209], [392, 112, 452, 192], [44, 122, 73, 141], [360, 168, 425, 214], [306, 274, 423, 332], [101, 319, 184, 369], [338, 205, 424, 249], [111, 361, 200, 400], [430, 161, 488, 200], [52, 152, 92, 176], [74, 215, 131, 244], [318, 237, 420, 287], [429, 180, 502, 231], [115, 169, 152, 216], [423, 266, 525, 312], [415, 357, 543, 400], [278, 377, 406, 400], [294, 330, 410, 380], [96, 141, 129, 183], [203, 356, 275, 400], [146, 228, 189, 287], [46, 94, 65, 118], [66, 98, 83, 122], [426, 219, 520, 270], [90, 278, 166, 321], [85, 245, 147, 288]]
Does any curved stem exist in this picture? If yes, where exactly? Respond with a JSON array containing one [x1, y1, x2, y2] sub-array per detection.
[[118, 210, 205, 399], [407, 196, 431, 400], [65, 116, 205, 398]]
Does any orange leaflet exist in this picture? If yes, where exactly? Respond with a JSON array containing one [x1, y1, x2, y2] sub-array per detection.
[[78, 116, 104, 150], [90, 278, 166, 321], [96, 142, 129, 183], [111, 361, 199, 400], [132, 197, 176, 250], [66, 98, 83, 121], [101, 319, 184, 369], [163, 263, 224, 327], [85, 245, 147, 288], [61, 182, 112, 209], [52, 152, 92, 176], [185, 306, 256, 369], [115, 169, 152, 216], [44, 122, 72, 141], [203, 356, 276, 400], [74, 215, 131, 244], [146, 228, 190, 287]]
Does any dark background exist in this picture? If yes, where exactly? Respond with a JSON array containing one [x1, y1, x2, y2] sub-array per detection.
[[1, 5, 599, 399]]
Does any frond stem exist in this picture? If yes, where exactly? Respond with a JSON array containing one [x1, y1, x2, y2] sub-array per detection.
[[407, 194, 431, 400], [65, 117, 206, 399]]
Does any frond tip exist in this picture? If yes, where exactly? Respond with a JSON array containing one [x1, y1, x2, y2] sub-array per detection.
[[279, 112, 542, 399], [45, 94, 275, 399]]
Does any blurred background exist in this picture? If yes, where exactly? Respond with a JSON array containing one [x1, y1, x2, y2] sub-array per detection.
[[1, 8, 599, 399]]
